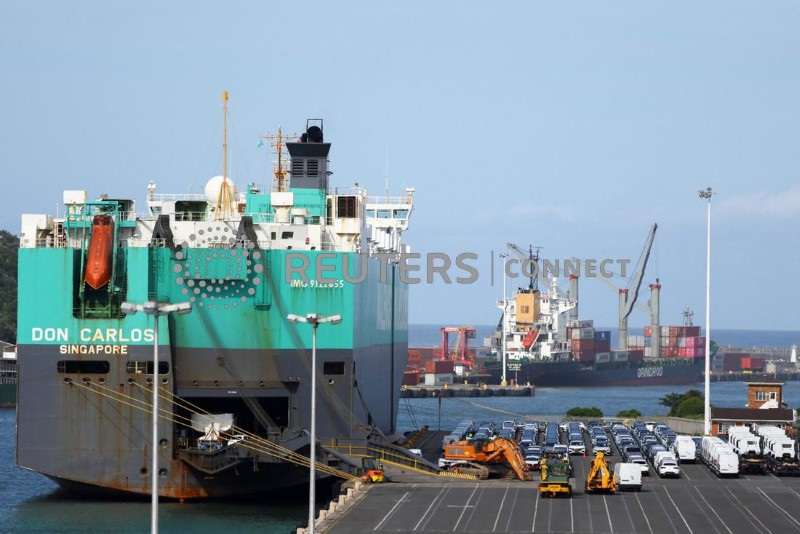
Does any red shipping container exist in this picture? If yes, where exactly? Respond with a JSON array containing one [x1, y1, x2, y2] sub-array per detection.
[[402, 370, 420, 386], [678, 348, 686, 357], [684, 326, 701, 337], [595, 340, 611, 352], [572, 349, 596, 362], [580, 339, 595, 350], [722, 353, 743, 372], [644, 326, 652, 337], [426, 359, 454, 374], [669, 326, 681, 337], [628, 350, 644, 362], [571, 339, 581, 350], [751, 357, 765, 371]]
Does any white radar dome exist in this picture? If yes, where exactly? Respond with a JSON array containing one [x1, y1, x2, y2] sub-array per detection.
[[204, 175, 238, 204]]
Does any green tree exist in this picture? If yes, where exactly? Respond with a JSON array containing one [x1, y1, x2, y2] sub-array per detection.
[[659, 389, 704, 416], [676, 396, 704, 418], [566, 407, 603, 417], [0, 230, 18, 344], [617, 409, 642, 418]]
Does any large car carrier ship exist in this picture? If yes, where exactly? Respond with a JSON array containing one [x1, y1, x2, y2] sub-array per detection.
[[16, 113, 414, 498]]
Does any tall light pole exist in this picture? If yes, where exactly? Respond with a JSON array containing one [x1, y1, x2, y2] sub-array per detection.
[[500, 253, 508, 386], [120, 300, 192, 534], [698, 187, 714, 436], [287, 312, 342, 534]]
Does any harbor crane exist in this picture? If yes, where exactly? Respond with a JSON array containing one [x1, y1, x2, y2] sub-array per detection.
[[619, 223, 657, 351]]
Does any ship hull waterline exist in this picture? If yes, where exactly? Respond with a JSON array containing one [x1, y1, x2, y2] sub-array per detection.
[[481, 358, 705, 387]]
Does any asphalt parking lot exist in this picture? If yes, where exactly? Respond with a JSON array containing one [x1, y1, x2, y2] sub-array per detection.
[[325, 430, 800, 533]]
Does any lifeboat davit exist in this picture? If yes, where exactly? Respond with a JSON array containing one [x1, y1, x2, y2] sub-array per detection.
[[84, 215, 114, 289]]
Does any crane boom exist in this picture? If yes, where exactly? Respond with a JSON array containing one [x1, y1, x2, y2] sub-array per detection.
[[622, 223, 657, 319]]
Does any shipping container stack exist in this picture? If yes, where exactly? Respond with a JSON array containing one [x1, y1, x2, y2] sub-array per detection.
[[567, 320, 600, 362], [424, 359, 455, 386], [716, 352, 765, 373], [565, 321, 616, 364], [628, 325, 706, 360]]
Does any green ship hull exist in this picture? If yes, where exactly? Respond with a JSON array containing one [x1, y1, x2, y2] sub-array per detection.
[[16, 121, 413, 498]]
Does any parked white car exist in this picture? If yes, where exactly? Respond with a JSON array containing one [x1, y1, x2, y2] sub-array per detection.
[[656, 457, 680, 478]]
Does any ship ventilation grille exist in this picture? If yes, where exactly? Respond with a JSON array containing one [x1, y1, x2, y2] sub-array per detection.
[[291, 159, 303, 176]]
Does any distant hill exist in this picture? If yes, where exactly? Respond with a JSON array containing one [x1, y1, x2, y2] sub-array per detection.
[[0, 230, 17, 344]]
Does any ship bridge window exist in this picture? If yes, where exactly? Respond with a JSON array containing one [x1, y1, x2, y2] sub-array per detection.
[[323, 362, 345, 375], [337, 196, 357, 218], [393, 209, 409, 219], [126, 361, 170, 375], [175, 201, 208, 221], [57, 360, 110, 374], [366, 209, 376, 218], [376, 209, 390, 219]]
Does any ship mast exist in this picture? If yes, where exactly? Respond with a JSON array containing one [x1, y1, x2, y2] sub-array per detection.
[[216, 90, 233, 219], [261, 128, 292, 192]]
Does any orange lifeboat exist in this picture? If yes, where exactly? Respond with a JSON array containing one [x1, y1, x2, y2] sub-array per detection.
[[522, 329, 539, 350], [84, 215, 114, 289]]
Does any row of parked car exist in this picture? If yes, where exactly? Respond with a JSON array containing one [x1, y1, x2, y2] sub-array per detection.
[[609, 421, 681, 477]]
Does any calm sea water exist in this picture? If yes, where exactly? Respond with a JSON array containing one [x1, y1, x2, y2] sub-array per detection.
[[396, 381, 800, 432], [0, 410, 306, 533], [4, 326, 798, 532]]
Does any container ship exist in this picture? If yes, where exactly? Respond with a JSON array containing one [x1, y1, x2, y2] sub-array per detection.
[[16, 114, 414, 498], [480, 231, 705, 387]]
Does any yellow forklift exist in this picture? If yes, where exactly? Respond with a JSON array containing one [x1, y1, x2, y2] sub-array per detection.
[[361, 457, 385, 483]]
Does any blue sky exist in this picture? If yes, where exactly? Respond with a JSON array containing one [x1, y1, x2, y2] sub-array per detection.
[[2, 2, 799, 330]]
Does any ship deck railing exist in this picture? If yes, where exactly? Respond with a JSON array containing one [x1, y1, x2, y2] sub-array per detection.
[[323, 438, 441, 475]]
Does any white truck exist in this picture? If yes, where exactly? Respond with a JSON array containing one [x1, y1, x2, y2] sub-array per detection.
[[614, 462, 642, 491], [671, 435, 696, 463], [701, 436, 739, 477], [727, 427, 766, 474], [754, 425, 800, 475]]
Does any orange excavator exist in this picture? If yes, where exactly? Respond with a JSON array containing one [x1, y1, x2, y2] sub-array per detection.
[[444, 437, 532, 481]]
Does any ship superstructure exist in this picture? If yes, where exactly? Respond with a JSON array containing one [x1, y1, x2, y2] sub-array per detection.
[[16, 117, 414, 498]]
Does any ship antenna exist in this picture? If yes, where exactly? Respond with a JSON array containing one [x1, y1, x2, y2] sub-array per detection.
[[529, 245, 541, 292], [385, 145, 389, 202]]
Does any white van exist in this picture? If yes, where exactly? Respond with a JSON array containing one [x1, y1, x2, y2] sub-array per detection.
[[614, 462, 642, 491], [672, 435, 696, 462]]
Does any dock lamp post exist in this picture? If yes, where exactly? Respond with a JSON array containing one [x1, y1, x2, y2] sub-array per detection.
[[698, 187, 714, 436], [500, 253, 508, 386], [121, 300, 192, 534], [286, 312, 342, 534]]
